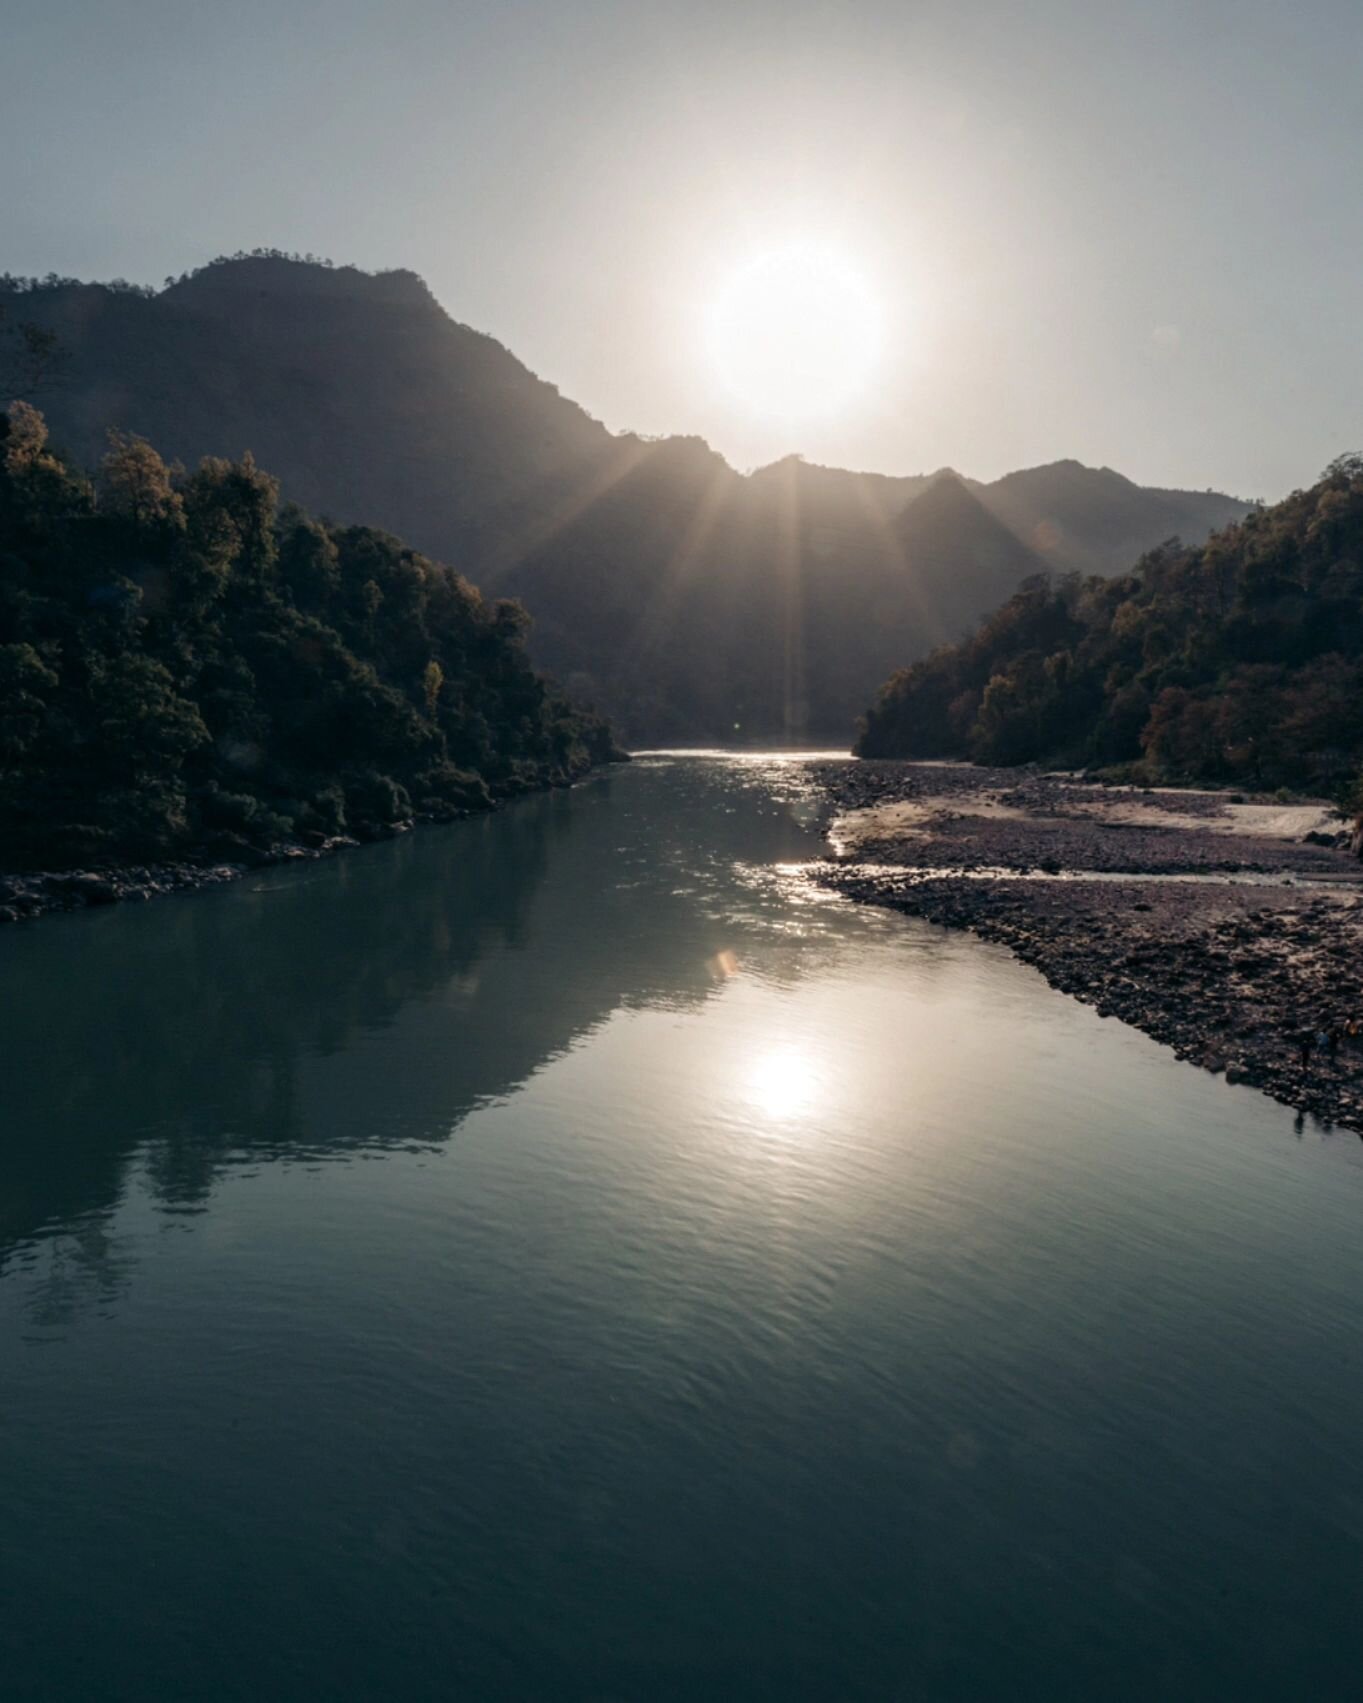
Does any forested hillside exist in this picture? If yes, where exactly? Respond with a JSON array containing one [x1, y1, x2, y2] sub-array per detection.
[[4, 254, 1249, 741], [0, 403, 619, 872], [857, 455, 1363, 796]]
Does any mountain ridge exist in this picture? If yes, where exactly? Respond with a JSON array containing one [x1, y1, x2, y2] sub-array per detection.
[[4, 254, 1252, 739]]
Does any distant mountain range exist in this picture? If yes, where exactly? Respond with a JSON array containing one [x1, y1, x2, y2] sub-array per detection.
[[6, 255, 1251, 741]]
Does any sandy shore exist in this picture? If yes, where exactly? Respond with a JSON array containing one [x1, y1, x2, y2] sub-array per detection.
[[815, 762, 1363, 1133]]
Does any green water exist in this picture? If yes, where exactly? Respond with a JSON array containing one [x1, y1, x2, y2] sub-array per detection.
[[3, 754, 1363, 1700]]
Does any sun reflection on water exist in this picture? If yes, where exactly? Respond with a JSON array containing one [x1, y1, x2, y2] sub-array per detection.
[[745, 1045, 820, 1122]]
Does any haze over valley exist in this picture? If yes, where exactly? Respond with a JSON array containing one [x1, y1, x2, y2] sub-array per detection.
[[10, 255, 1248, 741]]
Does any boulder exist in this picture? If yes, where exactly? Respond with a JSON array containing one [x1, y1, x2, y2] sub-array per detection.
[[76, 876, 120, 905], [45, 871, 119, 905]]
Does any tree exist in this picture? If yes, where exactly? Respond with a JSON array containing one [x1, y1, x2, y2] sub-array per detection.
[[0, 309, 61, 396], [423, 659, 444, 718], [0, 642, 57, 759], [0, 406, 622, 870], [99, 431, 182, 530]]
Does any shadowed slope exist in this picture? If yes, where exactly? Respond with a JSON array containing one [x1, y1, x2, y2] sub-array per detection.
[[977, 459, 1251, 575], [10, 255, 1250, 741]]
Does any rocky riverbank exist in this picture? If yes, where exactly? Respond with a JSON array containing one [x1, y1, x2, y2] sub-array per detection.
[[814, 762, 1363, 1134], [0, 759, 629, 926], [0, 830, 384, 925]]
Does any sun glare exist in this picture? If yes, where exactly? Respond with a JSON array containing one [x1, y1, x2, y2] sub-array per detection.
[[746, 1045, 819, 1123], [704, 244, 884, 425]]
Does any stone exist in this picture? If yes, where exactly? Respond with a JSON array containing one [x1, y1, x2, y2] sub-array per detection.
[[46, 871, 119, 904]]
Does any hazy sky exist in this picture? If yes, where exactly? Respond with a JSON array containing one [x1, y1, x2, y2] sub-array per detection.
[[5, 0, 1361, 498]]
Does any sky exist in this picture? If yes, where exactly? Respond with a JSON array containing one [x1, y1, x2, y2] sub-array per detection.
[[4, 0, 1362, 500]]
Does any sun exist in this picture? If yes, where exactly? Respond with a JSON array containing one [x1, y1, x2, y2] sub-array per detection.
[[704, 243, 884, 424]]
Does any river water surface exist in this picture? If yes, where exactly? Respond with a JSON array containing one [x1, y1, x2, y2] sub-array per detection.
[[4, 754, 1363, 1700]]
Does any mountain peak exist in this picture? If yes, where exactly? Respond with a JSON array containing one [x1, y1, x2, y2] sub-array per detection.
[[165, 254, 435, 310], [900, 468, 1037, 550], [907, 467, 990, 516]]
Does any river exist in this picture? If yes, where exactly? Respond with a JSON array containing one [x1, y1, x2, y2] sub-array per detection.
[[4, 753, 1363, 1700]]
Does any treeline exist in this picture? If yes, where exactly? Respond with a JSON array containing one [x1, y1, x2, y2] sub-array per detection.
[[0, 404, 620, 871], [0, 273, 154, 297], [1, 248, 337, 295], [858, 454, 1363, 795]]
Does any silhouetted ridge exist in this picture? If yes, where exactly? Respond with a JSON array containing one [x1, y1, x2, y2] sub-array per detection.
[[165, 255, 435, 308], [892, 472, 1047, 649], [976, 458, 1249, 575], [8, 255, 1251, 741]]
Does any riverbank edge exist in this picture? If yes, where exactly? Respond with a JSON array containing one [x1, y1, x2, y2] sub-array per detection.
[[811, 761, 1363, 1135], [0, 754, 630, 927]]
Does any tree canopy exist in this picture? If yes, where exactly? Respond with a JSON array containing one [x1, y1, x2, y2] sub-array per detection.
[[0, 404, 620, 870], [857, 455, 1363, 798]]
